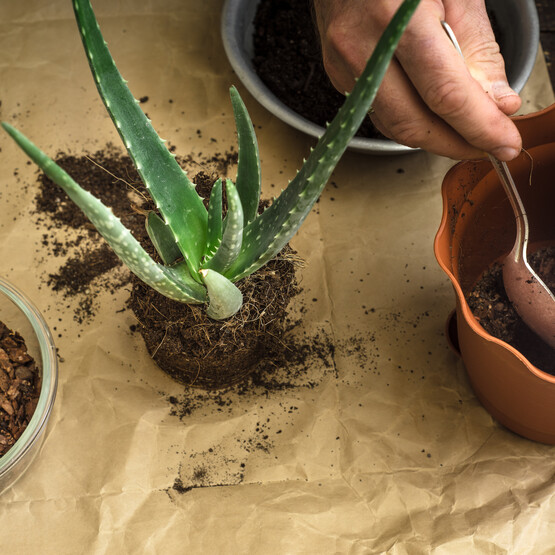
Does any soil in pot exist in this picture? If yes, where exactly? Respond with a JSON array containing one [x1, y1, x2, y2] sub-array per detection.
[[252, 0, 384, 140], [0, 320, 41, 457], [467, 245, 555, 374], [33, 146, 300, 389]]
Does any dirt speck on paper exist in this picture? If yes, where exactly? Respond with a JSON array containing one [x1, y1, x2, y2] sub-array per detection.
[[26, 143, 347, 494]]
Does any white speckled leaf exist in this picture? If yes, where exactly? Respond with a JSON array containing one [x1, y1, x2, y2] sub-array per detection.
[[2, 123, 206, 304], [200, 269, 243, 320], [146, 211, 183, 266], [230, 87, 261, 225], [204, 178, 223, 260], [202, 179, 243, 274], [73, 0, 208, 273], [224, 0, 421, 281]]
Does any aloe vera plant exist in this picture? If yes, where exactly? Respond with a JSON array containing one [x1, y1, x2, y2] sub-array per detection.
[[2, 0, 420, 319]]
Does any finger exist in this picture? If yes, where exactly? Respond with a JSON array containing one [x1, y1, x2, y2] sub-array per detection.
[[322, 24, 505, 159], [313, 0, 376, 95], [315, 1, 480, 158], [370, 58, 487, 159], [444, 0, 521, 115], [394, 9, 522, 160], [320, 40, 361, 95]]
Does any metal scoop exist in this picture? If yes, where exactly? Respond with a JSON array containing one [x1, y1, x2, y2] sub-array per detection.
[[442, 21, 555, 349]]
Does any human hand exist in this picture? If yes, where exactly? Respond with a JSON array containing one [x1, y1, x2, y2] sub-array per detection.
[[312, 0, 522, 160]]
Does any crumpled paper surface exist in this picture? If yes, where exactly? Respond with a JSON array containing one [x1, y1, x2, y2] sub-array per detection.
[[0, 1, 554, 553]]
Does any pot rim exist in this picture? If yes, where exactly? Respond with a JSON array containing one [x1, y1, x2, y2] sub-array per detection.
[[434, 137, 555, 384]]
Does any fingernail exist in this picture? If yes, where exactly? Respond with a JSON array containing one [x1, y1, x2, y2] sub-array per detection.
[[492, 146, 520, 161], [492, 80, 518, 100]]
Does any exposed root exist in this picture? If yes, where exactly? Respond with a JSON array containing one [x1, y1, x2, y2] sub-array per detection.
[[128, 246, 301, 389]]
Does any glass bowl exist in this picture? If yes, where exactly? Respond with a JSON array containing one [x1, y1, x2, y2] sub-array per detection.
[[0, 277, 58, 494]]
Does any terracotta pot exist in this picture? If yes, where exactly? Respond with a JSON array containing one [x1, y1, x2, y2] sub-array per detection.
[[434, 103, 555, 444]]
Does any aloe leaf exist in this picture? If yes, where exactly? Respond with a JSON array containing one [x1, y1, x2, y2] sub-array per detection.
[[202, 179, 244, 274], [72, 0, 208, 274], [200, 269, 243, 320], [146, 211, 183, 266], [230, 86, 261, 224], [204, 178, 223, 259], [225, 0, 421, 281], [2, 123, 206, 303]]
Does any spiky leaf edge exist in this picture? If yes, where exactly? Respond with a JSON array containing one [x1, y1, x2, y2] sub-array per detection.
[[204, 178, 223, 261], [2, 122, 206, 304], [225, 0, 421, 280], [230, 86, 261, 225], [202, 179, 244, 274], [146, 211, 183, 265], [72, 0, 208, 275]]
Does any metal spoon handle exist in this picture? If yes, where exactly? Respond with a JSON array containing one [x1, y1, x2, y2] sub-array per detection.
[[440, 21, 529, 261], [442, 20, 555, 349], [487, 155, 529, 263]]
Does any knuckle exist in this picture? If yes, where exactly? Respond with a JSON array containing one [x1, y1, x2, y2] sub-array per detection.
[[324, 24, 358, 64], [425, 79, 470, 119], [386, 118, 430, 148], [470, 41, 502, 63], [370, 2, 402, 30], [322, 22, 343, 51]]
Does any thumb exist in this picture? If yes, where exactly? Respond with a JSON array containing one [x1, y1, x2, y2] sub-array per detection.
[[447, 3, 521, 115]]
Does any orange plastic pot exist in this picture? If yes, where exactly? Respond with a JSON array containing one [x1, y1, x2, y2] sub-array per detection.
[[434, 103, 555, 444]]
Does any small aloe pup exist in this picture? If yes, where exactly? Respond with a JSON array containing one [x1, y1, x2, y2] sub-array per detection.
[[3, 0, 420, 320]]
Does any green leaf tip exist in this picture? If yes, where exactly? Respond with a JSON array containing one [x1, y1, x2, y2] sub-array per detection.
[[200, 269, 243, 320], [3, 0, 420, 322], [230, 86, 261, 225]]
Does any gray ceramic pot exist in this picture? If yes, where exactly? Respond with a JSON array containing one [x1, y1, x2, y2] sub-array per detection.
[[221, 0, 540, 155]]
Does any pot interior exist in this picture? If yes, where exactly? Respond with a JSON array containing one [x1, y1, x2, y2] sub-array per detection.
[[449, 142, 555, 294]]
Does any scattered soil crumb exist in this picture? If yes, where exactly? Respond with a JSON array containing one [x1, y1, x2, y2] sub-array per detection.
[[32, 145, 238, 324]]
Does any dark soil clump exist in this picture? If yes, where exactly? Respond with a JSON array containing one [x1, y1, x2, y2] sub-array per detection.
[[47, 243, 120, 296], [467, 246, 555, 374], [0, 320, 41, 457], [35, 147, 145, 233], [128, 248, 300, 390]]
